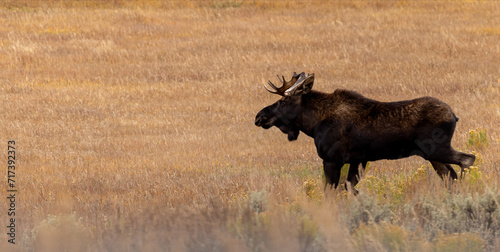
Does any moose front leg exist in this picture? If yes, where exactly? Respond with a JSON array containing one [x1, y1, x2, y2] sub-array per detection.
[[323, 160, 343, 190], [345, 161, 367, 195], [346, 162, 360, 195]]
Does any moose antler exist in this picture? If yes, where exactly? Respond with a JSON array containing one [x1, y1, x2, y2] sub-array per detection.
[[263, 72, 304, 96]]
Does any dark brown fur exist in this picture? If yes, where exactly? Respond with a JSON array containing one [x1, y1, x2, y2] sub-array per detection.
[[255, 74, 475, 193]]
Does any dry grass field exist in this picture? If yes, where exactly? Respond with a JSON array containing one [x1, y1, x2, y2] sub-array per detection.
[[1, 0, 500, 251]]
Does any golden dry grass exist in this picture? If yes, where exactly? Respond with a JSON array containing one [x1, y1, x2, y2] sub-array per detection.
[[1, 1, 500, 251]]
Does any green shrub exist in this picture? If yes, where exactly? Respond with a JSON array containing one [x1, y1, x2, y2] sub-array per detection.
[[250, 189, 268, 214], [433, 232, 486, 252], [467, 128, 488, 150], [298, 215, 323, 252], [303, 177, 323, 203], [24, 213, 90, 252], [352, 223, 429, 252], [359, 165, 429, 207], [407, 191, 500, 246], [346, 192, 393, 231]]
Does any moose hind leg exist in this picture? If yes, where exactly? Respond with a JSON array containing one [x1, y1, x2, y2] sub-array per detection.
[[444, 163, 458, 180], [430, 161, 458, 181], [427, 146, 475, 177], [346, 162, 366, 195], [349, 162, 368, 183]]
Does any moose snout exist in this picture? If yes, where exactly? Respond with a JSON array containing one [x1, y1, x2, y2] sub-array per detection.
[[255, 116, 266, 127], [255, 113, 273, 129]]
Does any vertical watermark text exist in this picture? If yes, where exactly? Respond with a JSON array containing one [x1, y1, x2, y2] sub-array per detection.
[[6, 140, 16, 245]]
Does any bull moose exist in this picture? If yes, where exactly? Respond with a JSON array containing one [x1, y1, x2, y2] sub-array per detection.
[[255, 72, 475, 193]]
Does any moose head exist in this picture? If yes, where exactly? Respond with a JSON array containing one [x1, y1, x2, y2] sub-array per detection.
[[254, 72, 315, 141]]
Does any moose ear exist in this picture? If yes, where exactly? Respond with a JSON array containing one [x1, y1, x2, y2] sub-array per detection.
[[283, 72, 315, 97], [301, 73, 314, 94], [293, 73, 314, 96]]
